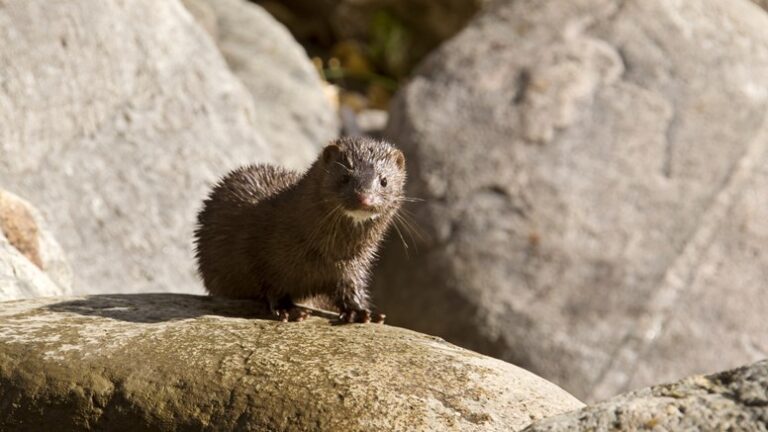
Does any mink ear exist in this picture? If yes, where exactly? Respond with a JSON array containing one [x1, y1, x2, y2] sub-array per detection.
[[322, 144, 341, 164], [393, 149, 405, 170]]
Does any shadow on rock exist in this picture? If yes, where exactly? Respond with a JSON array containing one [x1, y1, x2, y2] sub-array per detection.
[[45, 293, 273, 323]]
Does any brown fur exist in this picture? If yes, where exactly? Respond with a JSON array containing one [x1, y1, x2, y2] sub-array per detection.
[[194, 137, 405, 319]]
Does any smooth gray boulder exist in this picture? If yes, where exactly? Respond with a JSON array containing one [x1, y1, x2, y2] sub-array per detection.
[[374, 0, 768, 401], [0, 0, 309, 295], [187, 0, 339, 168], [0, 294, 583, 431], [523, 360, 768, 431], [0, 190, 73, 300]]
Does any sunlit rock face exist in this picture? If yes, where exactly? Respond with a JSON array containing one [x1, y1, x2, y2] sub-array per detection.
[[0, 0, 329, 296], [375, 0, 768, 401], [0, 294, 583, 431]]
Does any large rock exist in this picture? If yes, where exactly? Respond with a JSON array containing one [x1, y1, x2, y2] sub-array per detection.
[[0, 190, 73, 300], [0, 0, 316, 295], [0, 294, 583, 431], [752, 0, 768, 11], [374, 0, 768, 401], [186, 0, 339, 168], [524, 360, 768, 431]]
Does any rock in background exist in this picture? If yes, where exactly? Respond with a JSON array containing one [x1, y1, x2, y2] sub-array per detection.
[[523, 360, 768, 431], [184, 0, 339, 168], [0, 294, 583, 431], [374, 0, 768, 401], [0, 0, 331, 296], [0, 190, 73, 300], [752, 0, 768, 11]]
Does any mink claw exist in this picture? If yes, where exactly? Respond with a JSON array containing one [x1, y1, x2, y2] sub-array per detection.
[[292, 308, 311, 322], [338, 310, 356, 323], [338, 309, 385, 324], [275, 307, 311, 322], [276, 309, 290, 322], [358, 310, 372, 324]]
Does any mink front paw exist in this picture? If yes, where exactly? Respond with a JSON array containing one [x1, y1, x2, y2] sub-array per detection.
[[274, 306, 311, 322], [338, 309, 386, 324]]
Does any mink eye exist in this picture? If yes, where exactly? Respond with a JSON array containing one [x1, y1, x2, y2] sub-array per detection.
[[380, 177, 388, 187], [341, 174, 351, 185]]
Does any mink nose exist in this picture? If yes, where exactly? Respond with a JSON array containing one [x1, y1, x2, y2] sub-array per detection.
[[356, 193, 374, 208]]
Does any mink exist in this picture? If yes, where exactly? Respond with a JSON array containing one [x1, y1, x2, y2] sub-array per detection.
[[194, 137, 406, 323]]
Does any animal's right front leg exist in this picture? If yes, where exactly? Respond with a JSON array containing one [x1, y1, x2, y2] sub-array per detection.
[[268, 295, 311, 322]]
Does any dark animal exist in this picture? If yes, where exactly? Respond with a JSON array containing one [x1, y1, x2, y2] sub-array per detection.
[[194, 137, 406, 323]]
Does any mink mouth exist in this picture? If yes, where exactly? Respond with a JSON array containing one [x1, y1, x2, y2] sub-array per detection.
[[340, 197, 381, 215], [343, 208, 379, 223]]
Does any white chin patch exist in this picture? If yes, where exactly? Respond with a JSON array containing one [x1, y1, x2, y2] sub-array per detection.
[[344, 209, 378, 223]]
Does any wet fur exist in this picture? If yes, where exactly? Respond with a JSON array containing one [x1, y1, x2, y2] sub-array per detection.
[[194, 137, 405, 315]]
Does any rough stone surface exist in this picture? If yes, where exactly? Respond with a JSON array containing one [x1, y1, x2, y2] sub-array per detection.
[[523, 360, 768, 431], [0, 294, 583, 431], [181, 0, 218, 37], [374, 0, 768, 401], [0, 190, 73, 300], [0, 0, 303, 295], [191, 0, 339, 167]]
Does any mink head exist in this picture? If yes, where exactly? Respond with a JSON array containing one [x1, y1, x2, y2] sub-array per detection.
[[319, 137, 406, 223]]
